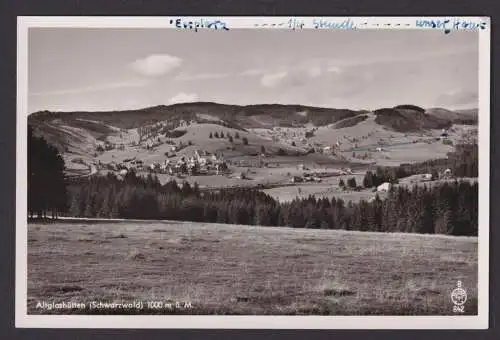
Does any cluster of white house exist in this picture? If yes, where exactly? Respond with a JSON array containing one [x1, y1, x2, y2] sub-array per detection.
[[103, 149, 229, 177], [148, 150, 228, 176], [290, 173, 322, 183]]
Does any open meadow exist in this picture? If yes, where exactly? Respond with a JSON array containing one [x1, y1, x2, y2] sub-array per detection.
[[28, 221, 478, 315]]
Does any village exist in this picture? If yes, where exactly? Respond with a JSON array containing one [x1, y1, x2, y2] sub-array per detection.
[[87, 137, 459, 206], [99, 149, 229, 177], [60, 112, 477, 204]]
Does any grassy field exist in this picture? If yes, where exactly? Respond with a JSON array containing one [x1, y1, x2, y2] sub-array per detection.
[[262, 183, 384, 203], [27, 221, 478, 315]]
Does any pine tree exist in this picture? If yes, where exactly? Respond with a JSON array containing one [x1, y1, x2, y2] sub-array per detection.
[[363, 171, 374, 188], [338, 178, 346, 189], [347, 177, 357, 189], [83, 194, 95, 218], [98, 193, 111, 218], [417, 190, 435, 234], [68, 193, 82, 217]]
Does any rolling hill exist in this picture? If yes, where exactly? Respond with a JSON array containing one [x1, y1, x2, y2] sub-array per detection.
[[28, 102, 477, 160], [28, 103, 364, 156], [29, 103, 364, 130], [426, 107, 478, 125], [373, 106, 451, 132]]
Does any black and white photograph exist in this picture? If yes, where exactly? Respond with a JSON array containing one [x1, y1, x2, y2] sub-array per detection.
[[17, 16, 490, 329]]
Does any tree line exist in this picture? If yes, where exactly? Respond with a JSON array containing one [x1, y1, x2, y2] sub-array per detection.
[[65, 171, 477, 236]]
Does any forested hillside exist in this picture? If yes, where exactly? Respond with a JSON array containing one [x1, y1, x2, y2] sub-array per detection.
[[65, 172, 478, 236], [29, 128, 479, 237]]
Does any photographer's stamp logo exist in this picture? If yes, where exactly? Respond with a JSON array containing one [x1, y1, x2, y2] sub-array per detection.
[[451, 280, 467, 313]]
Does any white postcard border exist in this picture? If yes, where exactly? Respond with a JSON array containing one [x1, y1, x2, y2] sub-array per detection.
[[16, 16, 490, 329]]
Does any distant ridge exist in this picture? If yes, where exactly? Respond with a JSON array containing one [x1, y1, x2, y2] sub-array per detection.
[[29, 102, 365, 130], [28, 102, 477, 155]]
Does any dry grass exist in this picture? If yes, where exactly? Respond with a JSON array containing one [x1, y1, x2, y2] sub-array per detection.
[[27, 221, 478, 315]]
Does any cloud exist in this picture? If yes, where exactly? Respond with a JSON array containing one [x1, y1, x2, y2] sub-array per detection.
[[260, 71, 288, 87], [326, 65, 343, 74], [176, 72, 230, 81], [259, 62, 330, 89], [435, 90, 478, 108], [306, 66, 322, 78], [239, 69, 266, 76], [169, 92, 199, 104], [29, 79, 149, 96], [130, 54, 182, 77]]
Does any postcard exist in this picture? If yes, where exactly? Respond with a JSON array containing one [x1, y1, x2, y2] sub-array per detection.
[[16, 16, 490, 329]]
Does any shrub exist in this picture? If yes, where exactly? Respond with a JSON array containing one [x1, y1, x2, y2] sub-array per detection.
[[242, 137, 249, 145]]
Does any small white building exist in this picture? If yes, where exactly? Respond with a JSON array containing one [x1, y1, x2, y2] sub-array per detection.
[[421, 173, 433, 181], [377, 182, 392, 192]]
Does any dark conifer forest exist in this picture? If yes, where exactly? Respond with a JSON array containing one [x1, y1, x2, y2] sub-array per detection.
[[28, 126, 479, 236], [64, 173, 477, 236], [28, 126, 67, 218]]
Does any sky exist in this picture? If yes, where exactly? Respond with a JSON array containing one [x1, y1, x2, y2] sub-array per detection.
[[28, 28, 479, 113]]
